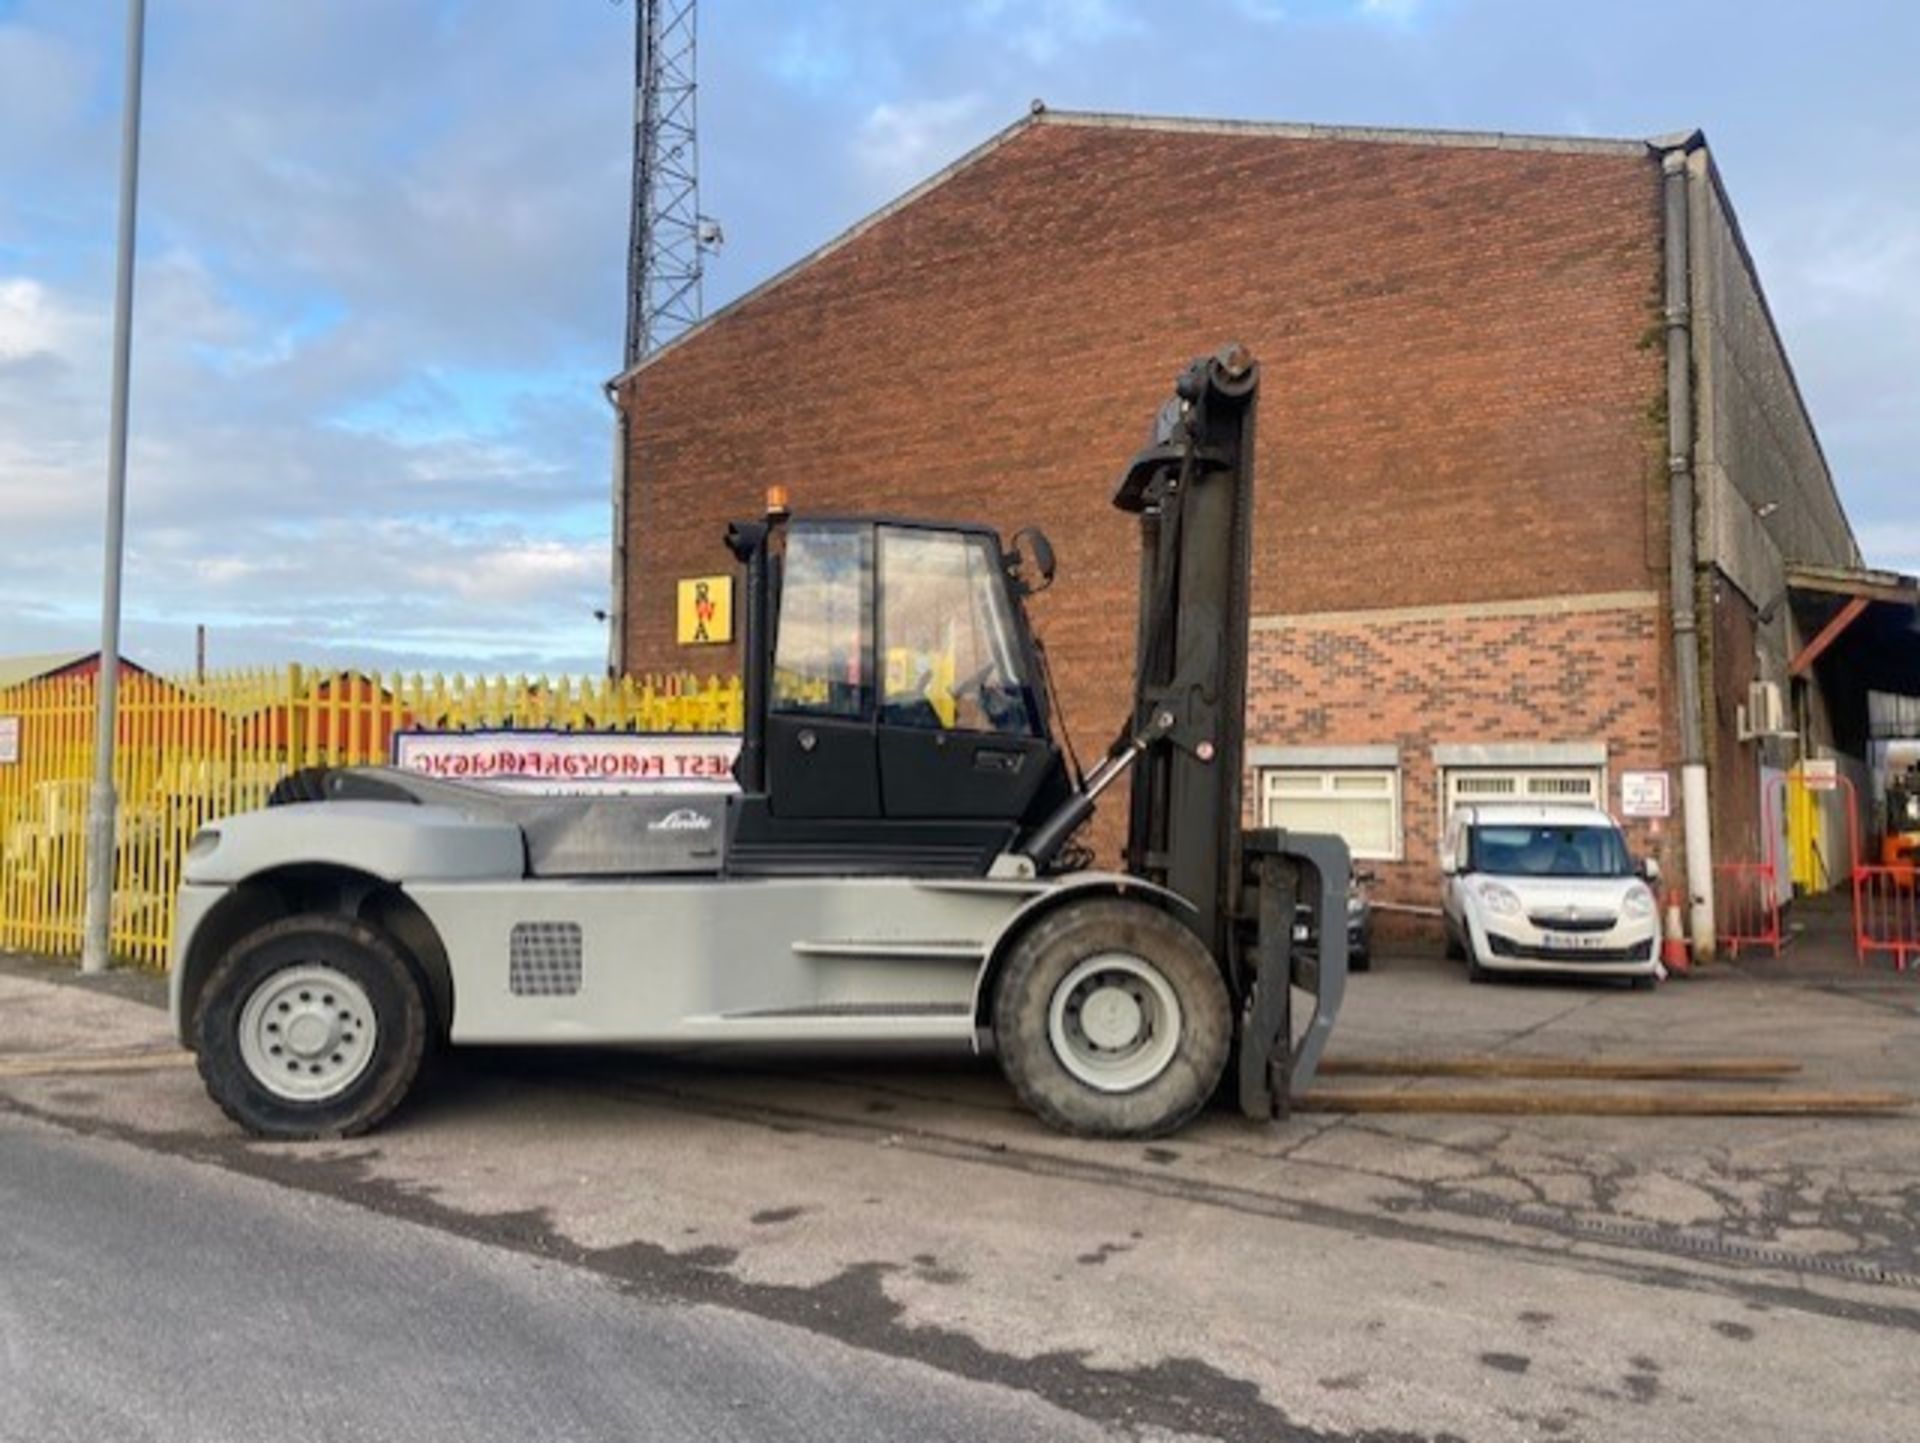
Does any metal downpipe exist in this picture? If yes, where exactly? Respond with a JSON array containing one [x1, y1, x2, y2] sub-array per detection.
[[1663, 146, 1717, 962], [602, 386, 629, 678]]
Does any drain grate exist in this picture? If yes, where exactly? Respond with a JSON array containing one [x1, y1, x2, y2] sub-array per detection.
[[1403, 1192, 1920, 1290]]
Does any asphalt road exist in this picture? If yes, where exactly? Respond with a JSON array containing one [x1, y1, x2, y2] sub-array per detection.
[[0, 1113, 1128, 1443]]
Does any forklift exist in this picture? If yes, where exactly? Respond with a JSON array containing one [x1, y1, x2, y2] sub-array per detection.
[[169, 345, 1349, 1140], [1884, 761, 1920, 870]]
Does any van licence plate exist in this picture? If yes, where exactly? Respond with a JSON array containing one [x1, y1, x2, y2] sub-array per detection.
[[1539, 932, 1611, 951]]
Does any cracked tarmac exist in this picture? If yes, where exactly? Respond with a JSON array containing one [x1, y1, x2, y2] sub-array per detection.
[[4, 949, 1919, 1441]]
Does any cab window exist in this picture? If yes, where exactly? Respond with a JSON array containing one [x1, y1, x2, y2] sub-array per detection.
[[878, 526, 1036, 736], [772, 525, 872, 718]]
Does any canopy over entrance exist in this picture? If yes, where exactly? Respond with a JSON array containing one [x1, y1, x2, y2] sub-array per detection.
[[1787, 565, 1920, 731]]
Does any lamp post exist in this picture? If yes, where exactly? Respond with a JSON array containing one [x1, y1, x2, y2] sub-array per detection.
[[81, 0, 149, 975]]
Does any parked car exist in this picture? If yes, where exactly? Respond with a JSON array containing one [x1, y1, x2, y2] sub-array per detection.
[[1294, 870, 1374, 972], [1441, 804, 1660, 987]]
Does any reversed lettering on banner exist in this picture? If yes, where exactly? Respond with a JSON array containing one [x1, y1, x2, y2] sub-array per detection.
[[393, 731, 740, 793]]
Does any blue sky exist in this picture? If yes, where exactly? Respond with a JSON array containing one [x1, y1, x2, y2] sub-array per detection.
[[0, 0, 1914, 673]]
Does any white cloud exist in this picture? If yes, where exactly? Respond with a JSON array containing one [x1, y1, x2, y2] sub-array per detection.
[[1227, 0, 1429, 28], [0, 276, 94, 364], [967, 0, 1146, 65], [1804, 217, 1920, 316], [853, 95, 990, 190], [416, 537, 606, 608], [1858, 522, 1920, 578]]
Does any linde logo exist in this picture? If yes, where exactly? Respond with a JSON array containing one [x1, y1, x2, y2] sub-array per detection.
[[649, 807, 713, 833]]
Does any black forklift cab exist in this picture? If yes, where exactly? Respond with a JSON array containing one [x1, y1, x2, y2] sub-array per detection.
[[724, 512, 1074, 875]]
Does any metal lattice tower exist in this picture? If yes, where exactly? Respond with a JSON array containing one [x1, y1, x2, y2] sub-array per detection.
[[625, 0, 704, 366]]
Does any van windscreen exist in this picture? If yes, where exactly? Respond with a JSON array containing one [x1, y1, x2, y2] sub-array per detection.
[[1469, 825, 1631, 879]]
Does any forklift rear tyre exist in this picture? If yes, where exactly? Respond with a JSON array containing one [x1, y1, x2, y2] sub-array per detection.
[[992, 898, 1230, 1138], [192, 914, 428, 1140]]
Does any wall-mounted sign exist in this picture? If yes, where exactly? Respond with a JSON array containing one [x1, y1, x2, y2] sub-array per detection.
[[677, 575, 734, 645], [393, 730, 740, 794], [1620, 770, 1671, 819], [0, 715, 18, 766], [1801, 757, 1839, 792]]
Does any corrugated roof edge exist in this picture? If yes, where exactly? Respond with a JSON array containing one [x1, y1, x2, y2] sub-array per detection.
[[606, 106, 1675, 391]]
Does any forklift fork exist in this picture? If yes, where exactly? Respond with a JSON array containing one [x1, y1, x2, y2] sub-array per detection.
[[1240, 830, 1350, 1120]]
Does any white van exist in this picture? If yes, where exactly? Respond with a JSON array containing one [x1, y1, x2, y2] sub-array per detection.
[[1441, 803, 1661, 986]]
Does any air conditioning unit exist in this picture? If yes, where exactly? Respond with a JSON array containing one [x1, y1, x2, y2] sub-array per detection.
[[1738, 680, 1793, 742]]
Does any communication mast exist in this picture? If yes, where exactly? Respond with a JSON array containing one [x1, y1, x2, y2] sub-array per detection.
[[624, 0, 713, 366]]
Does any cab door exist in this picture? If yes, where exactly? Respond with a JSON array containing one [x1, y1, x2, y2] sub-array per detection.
[[766, 523, 879, 818], [874, 525, 1054, 821]]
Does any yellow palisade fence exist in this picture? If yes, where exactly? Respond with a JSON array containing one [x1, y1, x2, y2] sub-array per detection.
[[0, 666, 741, 970]]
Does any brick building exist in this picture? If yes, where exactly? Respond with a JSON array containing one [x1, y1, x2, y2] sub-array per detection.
[[609, 109, 1904, 953]]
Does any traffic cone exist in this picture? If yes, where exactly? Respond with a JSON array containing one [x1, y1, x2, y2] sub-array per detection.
[[1661, 892, 1692, 975]]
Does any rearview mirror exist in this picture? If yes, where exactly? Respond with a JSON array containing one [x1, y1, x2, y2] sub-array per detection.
[[1005, 527, 1056, 596], [1639, 856, 1662, 884]]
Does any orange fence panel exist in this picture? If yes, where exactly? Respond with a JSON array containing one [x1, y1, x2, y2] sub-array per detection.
[[1854, 866, 1920, 971], [1714, 862, 1782, 959]]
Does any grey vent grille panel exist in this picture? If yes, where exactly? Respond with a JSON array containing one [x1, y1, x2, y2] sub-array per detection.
[[509, 922, 583, 996]]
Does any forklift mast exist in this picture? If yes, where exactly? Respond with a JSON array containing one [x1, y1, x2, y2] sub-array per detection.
[[1114, 345, 1260, 970], [1112, 345, 1349, 1112]]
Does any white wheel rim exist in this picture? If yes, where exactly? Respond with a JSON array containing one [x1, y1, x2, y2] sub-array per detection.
[[237, 964, 378, 1102], [1047, 951, 1183, 1093]]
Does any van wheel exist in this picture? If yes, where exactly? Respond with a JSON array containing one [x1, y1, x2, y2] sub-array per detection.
[[192, 914, 428, 1140], [992, 899, 1230, 1138], [1463, 938, 1492, 984]]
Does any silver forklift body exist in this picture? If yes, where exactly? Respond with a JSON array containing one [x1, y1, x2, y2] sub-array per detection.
[[174, 773, 1189, 1048]]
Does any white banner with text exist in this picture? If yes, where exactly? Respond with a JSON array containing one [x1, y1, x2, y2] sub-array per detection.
[[392, 731, 740, 793]]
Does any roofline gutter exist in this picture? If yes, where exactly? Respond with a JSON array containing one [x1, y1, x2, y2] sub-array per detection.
[[1661, 136, 1717, 963]]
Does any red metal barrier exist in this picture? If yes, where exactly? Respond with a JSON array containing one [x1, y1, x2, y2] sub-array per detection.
[[1716, 862, 1782, 957], [1854, 865, 1920, 971]]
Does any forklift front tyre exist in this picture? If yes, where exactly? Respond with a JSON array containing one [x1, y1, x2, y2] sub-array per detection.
[[192, 913, 429, 1140], [991, 898, 1230, 1138]]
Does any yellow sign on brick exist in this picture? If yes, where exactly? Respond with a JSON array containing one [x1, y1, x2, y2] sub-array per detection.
[[677, 575, 734, 645]]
